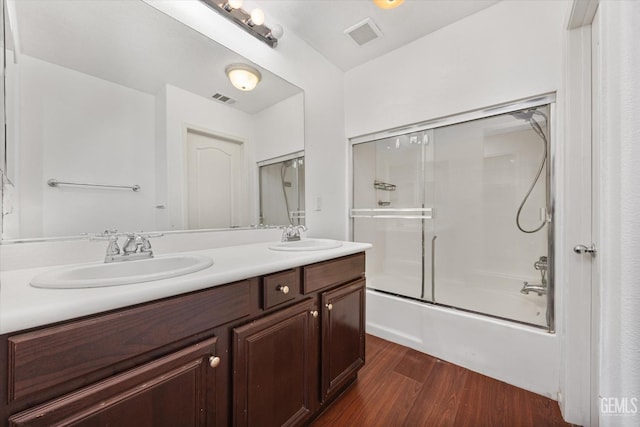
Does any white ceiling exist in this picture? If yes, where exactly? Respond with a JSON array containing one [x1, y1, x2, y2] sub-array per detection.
[[256, 0, 500, 71], [12, 0, 301, 115], [12, 0, 500, 114]]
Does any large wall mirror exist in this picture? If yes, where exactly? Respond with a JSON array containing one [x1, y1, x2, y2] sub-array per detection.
[[1, 0, 305, 241]]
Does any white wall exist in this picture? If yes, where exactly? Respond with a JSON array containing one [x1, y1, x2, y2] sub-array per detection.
[[144, 1, 346, 240], [598, 1, 640, 425], [345, 0, 569, 400], [158, 84, 256, 230], [254, 92, 304, 162], [345, 1, 565, 138], [6, 55, 156, 238]]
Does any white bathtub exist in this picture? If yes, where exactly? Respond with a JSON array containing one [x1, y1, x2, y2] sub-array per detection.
[[366, 288, 560, 399]]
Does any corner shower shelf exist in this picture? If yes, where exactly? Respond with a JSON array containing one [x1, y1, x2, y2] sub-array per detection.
[[374, 180, 396, 191]]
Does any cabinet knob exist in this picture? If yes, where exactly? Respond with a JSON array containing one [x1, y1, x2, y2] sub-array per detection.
[[325, 303, 333, 311], [277, 285, 290, 294], [209, 356, 221, 368], [310, 310, 319, 318]]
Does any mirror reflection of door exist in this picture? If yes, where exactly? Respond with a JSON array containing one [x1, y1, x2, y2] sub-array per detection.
[[186, 129, 244, 229]]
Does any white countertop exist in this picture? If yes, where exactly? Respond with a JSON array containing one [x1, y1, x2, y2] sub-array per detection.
[[0, 240, 371, 335]]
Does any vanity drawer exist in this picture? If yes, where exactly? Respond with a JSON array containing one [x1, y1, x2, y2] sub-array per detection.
[[303, 253, 365, 294], [7, 280, 252, 402], [262, 269, 299, 309]]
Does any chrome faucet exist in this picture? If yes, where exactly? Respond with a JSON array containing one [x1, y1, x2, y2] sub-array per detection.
[[91, 230, 163, 263], [521, 255, 549, 295], [520, 281, 547, 296], [281, 224, 307, 242]]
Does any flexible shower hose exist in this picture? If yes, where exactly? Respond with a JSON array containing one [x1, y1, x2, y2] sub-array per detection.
[[516, 112, 548, 234]]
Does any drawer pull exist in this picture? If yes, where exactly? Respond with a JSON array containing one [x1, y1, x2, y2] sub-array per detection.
[[277, 285, 290, 294], [209, 356, 221, 368], [325, 303, 333, 311], [310, 310, 319, 318]]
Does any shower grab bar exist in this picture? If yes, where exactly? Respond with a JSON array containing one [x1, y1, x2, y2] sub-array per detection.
[[47, 178, 141, 192], [351, 207, 433, 219], [351, 215, 432, 219], [351, 208, 432, 212], [289, 211, 305, 219], [431, 235, 437, 302]]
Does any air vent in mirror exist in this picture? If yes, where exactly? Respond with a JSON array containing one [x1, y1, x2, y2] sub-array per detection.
[[212, 93, 236, 104]]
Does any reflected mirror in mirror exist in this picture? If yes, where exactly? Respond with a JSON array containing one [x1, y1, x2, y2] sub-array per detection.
[[259, 154, 305, 226], [1, 0, 304, 240]]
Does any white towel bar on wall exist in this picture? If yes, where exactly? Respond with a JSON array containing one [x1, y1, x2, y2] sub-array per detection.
[[47, 179, 140, 192]]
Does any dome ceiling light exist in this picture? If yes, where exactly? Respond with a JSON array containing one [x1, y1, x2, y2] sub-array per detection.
[[226, 64, 262, 91], [372, 0, 405, 10]]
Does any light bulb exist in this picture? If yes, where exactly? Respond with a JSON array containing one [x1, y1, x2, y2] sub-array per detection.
[[249, 8, 265, 26], [373, 0, 405, 10], [223, 0, 243, 11], [270, 24, 284, 39]]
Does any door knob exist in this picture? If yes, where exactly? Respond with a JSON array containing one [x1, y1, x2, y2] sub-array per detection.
[[573, 243, 597, 257]]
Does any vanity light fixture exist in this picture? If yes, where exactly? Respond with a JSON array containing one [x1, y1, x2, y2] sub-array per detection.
[[248, 8, 265, 26], [223, 0, 243, 11], [226, 64, 262, 91], [373, 0, 405, 10], [200, 0, 281, 48]]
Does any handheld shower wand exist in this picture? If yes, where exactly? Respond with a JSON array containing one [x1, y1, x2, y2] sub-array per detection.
[[512, 108, 549, 234]]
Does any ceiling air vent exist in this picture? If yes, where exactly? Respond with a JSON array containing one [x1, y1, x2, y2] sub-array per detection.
[[344, 18, 383, 46], [212, 93, 236, 104]]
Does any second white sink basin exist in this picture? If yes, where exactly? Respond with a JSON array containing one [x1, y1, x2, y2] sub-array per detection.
[[269, 238, 343, 252], [30, 254, 214, 289]]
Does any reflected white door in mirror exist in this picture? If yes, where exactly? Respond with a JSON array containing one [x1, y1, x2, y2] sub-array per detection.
[[187, 130, 244, 229]]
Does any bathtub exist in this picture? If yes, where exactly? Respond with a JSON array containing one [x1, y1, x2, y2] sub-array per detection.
[[366, 288, 560, 399]]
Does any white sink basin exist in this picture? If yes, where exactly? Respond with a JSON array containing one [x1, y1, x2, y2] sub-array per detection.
[[268, 238, 343, 252], [30, 254, 214, 289]]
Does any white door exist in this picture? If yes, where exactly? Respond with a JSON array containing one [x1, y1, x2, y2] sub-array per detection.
[[562, 6, 601, 425], [186, 130, 244, 229]]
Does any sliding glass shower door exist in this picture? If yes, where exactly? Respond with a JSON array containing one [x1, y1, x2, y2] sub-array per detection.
[[352, 103, 552, 329], [352, 131, 433, 300]]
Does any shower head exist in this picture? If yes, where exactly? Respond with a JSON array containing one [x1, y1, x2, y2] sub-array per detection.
[[510, 108, 549, 124], [510, 109, 536, 122]]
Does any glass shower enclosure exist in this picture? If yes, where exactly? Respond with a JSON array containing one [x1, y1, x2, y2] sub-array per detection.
[[259, 154, 305, 226], [352, 102, 553, 330]]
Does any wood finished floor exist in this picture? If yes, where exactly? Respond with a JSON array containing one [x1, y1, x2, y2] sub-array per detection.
[[312, 334, 577, 427]]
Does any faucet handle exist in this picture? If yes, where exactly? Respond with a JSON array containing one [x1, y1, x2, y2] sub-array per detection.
[[122, 233, 140, 254], [106, 238, 121, 256], [137, 232, 164, 239], [139, 235, 153, 253]]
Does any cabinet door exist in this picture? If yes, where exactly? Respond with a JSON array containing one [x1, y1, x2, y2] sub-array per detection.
[[8, 337, 219, 427], [321, 279, 366, 400], [233, 299, 318, 427]]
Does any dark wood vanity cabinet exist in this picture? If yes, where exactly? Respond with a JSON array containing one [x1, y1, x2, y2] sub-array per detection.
[[0, 252, 366, 427], [230, 253, 366, 426], [8, 337, 218, 427], [233, 299, 319, 427], [321, 278, 366, 401]]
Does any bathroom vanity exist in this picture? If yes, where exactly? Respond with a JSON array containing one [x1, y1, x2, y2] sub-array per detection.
[[0, 243, 368, 426]]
